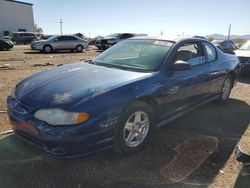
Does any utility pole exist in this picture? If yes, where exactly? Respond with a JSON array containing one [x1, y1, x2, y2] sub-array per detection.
[[227, 24, 231, 40], [60, 19, 63, 35], [160, 30, 163, 36]]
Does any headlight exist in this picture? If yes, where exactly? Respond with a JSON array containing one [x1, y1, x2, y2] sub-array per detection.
[[34, 43, 42, 46], [34, 108, 89, 126]]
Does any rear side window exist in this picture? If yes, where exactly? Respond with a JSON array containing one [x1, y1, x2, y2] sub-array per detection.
[[66, 36, 77, 41], [204, 42, 216, 62], [58, 36, 77, 41]]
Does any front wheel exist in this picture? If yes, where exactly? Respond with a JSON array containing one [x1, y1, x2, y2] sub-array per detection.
[[43, 45, 52, 53], [217, 75, 233, 103], [113, 101, 155, 155]]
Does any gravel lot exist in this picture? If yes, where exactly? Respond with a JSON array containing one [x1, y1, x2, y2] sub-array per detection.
[[0, 45, 249, 188]]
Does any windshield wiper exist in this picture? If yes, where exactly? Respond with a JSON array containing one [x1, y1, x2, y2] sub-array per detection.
[[85, 59, 96, 65]]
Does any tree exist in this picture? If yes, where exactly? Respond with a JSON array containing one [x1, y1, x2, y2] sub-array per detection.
[[208, 37, 214, 42], [34, 24, 43, 34]]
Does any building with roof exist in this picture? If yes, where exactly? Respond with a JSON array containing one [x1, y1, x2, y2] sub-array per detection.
[[0, 0, 35, 37]]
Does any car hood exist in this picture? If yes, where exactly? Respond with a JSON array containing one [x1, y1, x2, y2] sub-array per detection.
[[1, 36, 12, 40], [234, 49, 250, 57], [32, 40, 47, 44], [15, 62, 152, 109]]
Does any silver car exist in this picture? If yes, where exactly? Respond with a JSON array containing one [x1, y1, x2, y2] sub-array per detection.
[[31, 35, 88, 53]]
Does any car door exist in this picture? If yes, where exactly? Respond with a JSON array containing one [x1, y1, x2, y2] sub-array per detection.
[[16, 33, 24, 44], [66, 36, 78, 49], [53, 36, 68, 49], [158, 41, 212, 121]]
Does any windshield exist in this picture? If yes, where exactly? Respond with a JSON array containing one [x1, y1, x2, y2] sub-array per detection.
[[8, 33, 18, 37], [47, 35, 57, 41], [240, 40, 250, 50], [94, 39, 173, 71], [212, 40, 223, 44]]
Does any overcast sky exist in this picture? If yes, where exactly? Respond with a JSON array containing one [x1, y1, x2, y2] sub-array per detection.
[[21, 0, 250, 37]]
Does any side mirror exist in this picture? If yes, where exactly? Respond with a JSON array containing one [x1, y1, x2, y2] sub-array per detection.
[[54, 39, 59, 42], [172, 60, 191, 71]]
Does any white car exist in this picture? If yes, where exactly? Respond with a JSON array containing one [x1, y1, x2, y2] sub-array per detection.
[[31, 35, 89, 53], [234, 40, 250, 76]]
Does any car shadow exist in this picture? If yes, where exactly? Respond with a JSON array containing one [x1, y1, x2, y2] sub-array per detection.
[[0, 98, 249, 188], [23, 51, 84, 55]]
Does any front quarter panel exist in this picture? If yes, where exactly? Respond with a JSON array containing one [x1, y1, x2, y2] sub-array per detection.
[[71, 73, 164, 124]]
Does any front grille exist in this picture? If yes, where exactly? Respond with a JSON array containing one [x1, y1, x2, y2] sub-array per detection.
[[238, 56, 250, 64]]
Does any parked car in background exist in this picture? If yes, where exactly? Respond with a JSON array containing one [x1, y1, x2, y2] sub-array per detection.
[[0, 39, 14, 51], [234, 40, 250, 76], [1, 32, 38, 44], [94, 37, 104, 49], [31, 35, 89, 53], [40, 35, 54, 40], [7, 37, 239, 157], [212, 39, 237, 54], [99, 33, 147, 50], [88, 36, 103, 45]]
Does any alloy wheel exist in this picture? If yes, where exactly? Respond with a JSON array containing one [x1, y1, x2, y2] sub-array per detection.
[[222, 78, 231, 99], [123, 111, 149, 148]]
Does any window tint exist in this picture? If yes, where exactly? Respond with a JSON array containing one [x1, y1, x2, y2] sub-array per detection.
[[66, 36, 77, 40], [174, 42, 205, 66], [120, 34, 133, 39], [58, 36, 77, 41], [57, 36, 64, 41], [204, 42, 216, 62]]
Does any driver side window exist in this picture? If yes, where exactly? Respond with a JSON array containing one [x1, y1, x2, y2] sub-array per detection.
[[174, 42, 205, 66]]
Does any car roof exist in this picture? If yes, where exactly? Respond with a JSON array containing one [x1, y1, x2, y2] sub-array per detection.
[[129, 35, 209, 43], [55, 35, 77, 37]]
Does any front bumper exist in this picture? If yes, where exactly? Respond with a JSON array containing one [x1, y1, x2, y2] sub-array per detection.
[[7, 96, 117, 157], [31, 44, 43, 50]]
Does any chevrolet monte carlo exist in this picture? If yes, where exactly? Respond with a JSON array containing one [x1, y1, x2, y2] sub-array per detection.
[[7, 37, 239, 157]]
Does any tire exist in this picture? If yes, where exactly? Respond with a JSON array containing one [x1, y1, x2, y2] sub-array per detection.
[[43, 45, 52, 53], [1, 44, 10, 51], [217, 75, 233, 103], [113, 101, 156, 155], [76, 45, 83, 52]]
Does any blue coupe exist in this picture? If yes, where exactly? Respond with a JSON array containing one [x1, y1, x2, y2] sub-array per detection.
[[7, 37, 239, 157]]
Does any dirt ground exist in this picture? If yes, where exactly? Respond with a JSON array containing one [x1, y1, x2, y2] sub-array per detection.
[[0, 46, 249, 188]]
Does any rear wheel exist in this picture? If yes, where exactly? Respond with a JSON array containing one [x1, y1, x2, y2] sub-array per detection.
[[76, 45, 83, 52], [217, 75, 233, 103], [114, 101, 155, 155]]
